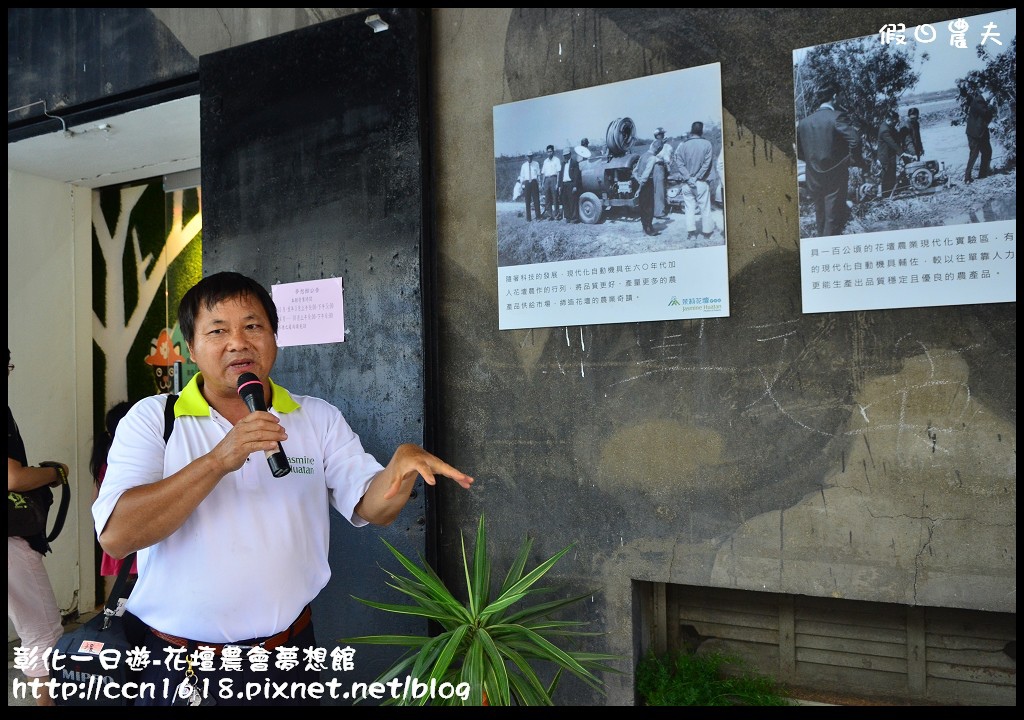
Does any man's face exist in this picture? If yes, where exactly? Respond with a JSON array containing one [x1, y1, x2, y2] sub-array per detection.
[[547, 148, 554, 157], [187, 294, 278, 399]]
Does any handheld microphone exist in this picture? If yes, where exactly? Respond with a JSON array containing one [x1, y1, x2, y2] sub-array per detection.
[[236, 372, 291, 477]]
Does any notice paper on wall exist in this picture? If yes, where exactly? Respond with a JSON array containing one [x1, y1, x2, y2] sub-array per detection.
[[272, 277, 345, 346]]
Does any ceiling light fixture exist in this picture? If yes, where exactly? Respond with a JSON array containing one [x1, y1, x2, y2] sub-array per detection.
[[365, 14, 389, 33]]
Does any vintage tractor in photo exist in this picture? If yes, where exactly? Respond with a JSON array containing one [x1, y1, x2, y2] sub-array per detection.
[[576, 117, 641, 224], [856, 153, 949, 203]]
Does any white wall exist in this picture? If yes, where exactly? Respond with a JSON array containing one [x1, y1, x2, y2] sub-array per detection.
[[7, 168, 96, 641]]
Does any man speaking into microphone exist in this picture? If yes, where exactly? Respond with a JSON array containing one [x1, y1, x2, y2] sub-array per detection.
[[93, 271, 474, 706]]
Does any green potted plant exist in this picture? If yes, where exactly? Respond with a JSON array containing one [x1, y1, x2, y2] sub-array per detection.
[[341, 514, 621, 705]]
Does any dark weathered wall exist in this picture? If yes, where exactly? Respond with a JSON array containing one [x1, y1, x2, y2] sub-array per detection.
[[8, 7, 1015, 707], [429, 8, 1016, 705], [7, 8, 198, 140], [197, 10, 436, 699]]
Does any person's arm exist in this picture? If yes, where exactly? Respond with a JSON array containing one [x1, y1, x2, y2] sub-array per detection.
[[835, 111, 861, 161], [96, 408, 288, 559], [914, 126, 924, 157], [880, 124, 901, 153], [7, 458, 66, 492], [696, 144, 713, 181], [670, 147, 691, 182], [642, 155, 656, 183], [354, 443, 473, 526], [632, 155, 652, 187]]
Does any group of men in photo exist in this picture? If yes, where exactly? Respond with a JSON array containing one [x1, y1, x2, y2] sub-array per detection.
[[517, 143, 586, 223], [516, 123, 723, 239]]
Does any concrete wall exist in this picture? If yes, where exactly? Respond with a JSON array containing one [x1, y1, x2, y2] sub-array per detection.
[[430, 8, 1015, 704], [7, 7, 1015, 705]]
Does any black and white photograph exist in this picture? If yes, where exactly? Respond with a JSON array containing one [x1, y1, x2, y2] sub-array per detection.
[[493, 63, 730, 331], [793, 8, 1016, 314]]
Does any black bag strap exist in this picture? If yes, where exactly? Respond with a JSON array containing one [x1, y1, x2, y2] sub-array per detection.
[[46, 481, 70, 543], [92, 396, 174, 630], [38, 462, 71, 544], [164, 393, 178, 443]]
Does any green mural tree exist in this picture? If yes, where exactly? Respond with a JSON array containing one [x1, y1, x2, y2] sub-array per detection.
[[92, 184, 202, 405]]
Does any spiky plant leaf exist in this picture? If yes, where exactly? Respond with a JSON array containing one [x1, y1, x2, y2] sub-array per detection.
[[486, 544, 573, 613], [347, 596, 464, 624], [337, 632, 430, 648], [496, 624, 603, 686], [498, 533, 533, 595], [496, 640, 556, 704], [473, 627, 510, 704], [341, 514, 622, 705], [377, 539, 471, 622], [466, 514, 490, 616], [504, 591, 598, 626]]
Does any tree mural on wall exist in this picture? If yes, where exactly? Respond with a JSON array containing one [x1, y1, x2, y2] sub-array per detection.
[[92, 183, 202, 406]]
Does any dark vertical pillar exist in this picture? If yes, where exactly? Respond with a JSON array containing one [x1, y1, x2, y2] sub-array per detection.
[[198, 8, 435, 703]]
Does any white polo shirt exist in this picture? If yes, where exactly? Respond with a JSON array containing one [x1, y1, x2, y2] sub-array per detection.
[[92, 373, 384, 642]]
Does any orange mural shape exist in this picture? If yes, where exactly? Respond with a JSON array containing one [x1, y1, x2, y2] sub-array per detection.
[[144, 328, 186, 368]]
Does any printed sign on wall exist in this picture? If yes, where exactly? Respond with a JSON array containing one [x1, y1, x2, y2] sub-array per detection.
[[793, 9, 1016, 314], [272, 277, 345, 346], [493, 63, 730, 330]]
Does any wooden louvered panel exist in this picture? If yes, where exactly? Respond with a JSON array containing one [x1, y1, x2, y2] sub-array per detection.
[[927, 660, 1016, 685], [792, 662, 911, 697], [680, 586, 782, 608], [927, 676, 1016, 705], [927, 613, 1016, 641], [795, 646, 908, 673], [658, 583, 1015, 705], [796, 598, 907, 627], [795, 620, 907, 644], [924, 607, 1016, 704], [680, 621, 778, 645], [927, 646, 1016, 670], [676, 604, 780, 632], [796, 634, 907, 659]]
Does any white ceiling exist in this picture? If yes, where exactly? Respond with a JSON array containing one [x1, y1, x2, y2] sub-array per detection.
[[7, 95, 201, 189]]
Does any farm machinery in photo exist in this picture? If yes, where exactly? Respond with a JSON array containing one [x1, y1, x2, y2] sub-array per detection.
[[576, 117, 641, 224]]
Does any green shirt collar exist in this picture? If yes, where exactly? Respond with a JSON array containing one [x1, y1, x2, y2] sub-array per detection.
[[175, 373, 300, 417]]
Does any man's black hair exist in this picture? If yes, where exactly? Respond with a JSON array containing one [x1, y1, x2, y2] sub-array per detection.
[[815, 82, 839, 107], [178, 271, 279, 345]]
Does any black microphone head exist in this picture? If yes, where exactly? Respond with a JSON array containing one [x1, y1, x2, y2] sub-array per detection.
[[237, 372, 264, 406]]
